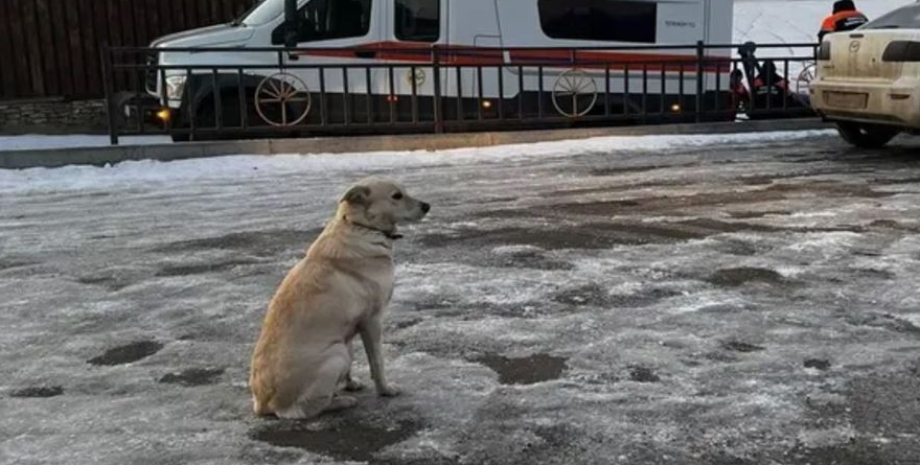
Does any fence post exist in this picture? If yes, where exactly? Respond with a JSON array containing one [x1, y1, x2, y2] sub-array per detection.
[[695, 40, 704, 123], [432, 45, 443, 134], [101, 45, 119, 146]]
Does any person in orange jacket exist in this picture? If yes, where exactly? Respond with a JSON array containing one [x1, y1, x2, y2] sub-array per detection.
[[818, 0, 868, 40]]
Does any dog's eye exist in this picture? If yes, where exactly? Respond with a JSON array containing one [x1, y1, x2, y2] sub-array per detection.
[[392, 192, 404, 200]]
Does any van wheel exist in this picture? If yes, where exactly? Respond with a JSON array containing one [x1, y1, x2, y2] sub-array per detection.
[[836, 122, 900, 149]]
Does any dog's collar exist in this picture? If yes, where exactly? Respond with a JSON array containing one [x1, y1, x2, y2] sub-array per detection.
[[344, 216, 403, 240]]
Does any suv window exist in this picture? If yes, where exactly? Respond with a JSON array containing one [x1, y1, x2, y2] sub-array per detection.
[[296, 0, 372, 42], [538, 0, 657, 43], [395, 0, 440, 42], [864, 4, 920, 30]]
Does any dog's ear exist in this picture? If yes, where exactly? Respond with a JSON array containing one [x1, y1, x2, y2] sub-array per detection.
[[341, 185, 371, 206]]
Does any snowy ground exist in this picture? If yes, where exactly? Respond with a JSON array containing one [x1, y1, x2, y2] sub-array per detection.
[[3, 130, 920, 465]]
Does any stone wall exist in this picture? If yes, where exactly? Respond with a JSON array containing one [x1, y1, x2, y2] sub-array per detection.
[[0, 99, 107, 133]]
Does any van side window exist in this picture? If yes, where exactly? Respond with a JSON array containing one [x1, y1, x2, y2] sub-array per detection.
[[538, 0, 657, 43], [296, 0, 373, 42], [395, 0, 440, 42]]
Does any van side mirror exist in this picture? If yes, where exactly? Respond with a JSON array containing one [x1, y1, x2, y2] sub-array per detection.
[[284, 20, 298, 48], [283, 0, 298, 48], [271, 19, 303, 46]]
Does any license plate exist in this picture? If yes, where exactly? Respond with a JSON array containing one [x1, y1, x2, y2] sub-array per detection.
[[825, 91, 868, 109]]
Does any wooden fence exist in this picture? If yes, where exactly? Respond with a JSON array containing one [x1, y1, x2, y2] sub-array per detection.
[[0, 0, 254, 100]]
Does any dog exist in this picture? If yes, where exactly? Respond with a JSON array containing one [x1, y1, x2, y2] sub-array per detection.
[[249, 177, 430, 419]]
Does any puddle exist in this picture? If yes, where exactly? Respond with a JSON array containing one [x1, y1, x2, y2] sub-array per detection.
[[420, 226, 627, 250], [159, 368, 225, 386], [722, 340, 766, 353], [727, 210, 791, 219], [845, 313, 920, 337], [475, 353, 567, 385], [76, 275, 134, 291], [553, 284, 679, 309], [707, 267, 786, 287], [156, 259, 259, 277], [154, 228, 320, 257], [249, 420, 421, 462], [0, 259, 38, 271], [804, 359, 831, 370], [553, 284, 610, 307], [88, 340, 164, 366], [628, 366, 661, 383], [10, 386, 63, 398]]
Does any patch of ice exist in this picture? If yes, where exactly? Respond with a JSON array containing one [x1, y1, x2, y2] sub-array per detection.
[[491, 245, 544, 255], [796, 426, 858, 448], [0, 130, 834, 194], [900, 313, 920, 329], [786, 231, 862, 253]]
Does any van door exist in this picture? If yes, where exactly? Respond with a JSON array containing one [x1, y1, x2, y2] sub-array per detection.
[[276, 0, 383, 125]]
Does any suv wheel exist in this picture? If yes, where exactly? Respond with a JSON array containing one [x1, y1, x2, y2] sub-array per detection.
[[836, 122, 900, 149]]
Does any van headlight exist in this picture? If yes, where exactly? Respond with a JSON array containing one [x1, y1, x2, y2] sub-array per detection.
[[165, 76, 187, 100]]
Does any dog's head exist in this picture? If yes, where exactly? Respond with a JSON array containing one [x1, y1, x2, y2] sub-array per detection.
[[338, 177, 430, 235]]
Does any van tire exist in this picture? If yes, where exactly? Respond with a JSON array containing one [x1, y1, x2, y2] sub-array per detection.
[[836, 122, 900, 149]]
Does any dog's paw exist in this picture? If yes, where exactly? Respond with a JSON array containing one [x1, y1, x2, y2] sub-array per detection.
[[377, 385, 401, 397], [344, 379, 365, 392], [327, 395, 358, 412]]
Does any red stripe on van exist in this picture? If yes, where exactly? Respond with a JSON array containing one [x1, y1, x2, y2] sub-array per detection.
[[295, 41, 729, 72]]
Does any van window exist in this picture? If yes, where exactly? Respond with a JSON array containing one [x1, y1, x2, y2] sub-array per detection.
[[864, 4, 920, 29], [296, 0, 372, 42], [395, 0, 440, 42], [538, 0, 657, 43]]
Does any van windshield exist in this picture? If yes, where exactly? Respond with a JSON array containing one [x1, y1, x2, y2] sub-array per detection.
[[240, 0, 284, 26]]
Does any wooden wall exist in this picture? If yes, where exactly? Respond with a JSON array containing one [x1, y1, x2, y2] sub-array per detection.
[[0, 0, 254, 100]]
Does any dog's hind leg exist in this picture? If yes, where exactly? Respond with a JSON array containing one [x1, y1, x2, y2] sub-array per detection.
[[277, 345, 353, 420]]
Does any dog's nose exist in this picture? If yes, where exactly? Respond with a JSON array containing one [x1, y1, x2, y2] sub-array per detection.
[[421, 202, 431, 213]]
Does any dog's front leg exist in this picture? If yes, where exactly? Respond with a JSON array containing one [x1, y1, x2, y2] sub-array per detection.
[[360, 315, 400, 397]]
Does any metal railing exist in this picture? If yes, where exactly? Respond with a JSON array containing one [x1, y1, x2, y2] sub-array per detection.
[[102, 42, 818, 144]]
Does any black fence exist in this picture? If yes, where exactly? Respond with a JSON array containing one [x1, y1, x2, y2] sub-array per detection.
[[103, 42, 818, 144]]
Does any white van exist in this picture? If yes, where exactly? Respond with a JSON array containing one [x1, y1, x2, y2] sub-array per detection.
[[143, 0, 734, 137]]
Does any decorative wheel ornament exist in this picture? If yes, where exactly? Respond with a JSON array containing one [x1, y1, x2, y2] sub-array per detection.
[[795, 62, 816, 95], [405, 68, 426, 87], [552, 69, 598, 118], [255, 73, 311, 127]]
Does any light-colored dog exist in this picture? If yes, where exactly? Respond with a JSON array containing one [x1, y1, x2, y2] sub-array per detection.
[[249, 177, 430, 419]]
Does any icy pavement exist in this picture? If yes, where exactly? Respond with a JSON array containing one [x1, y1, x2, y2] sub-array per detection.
[[3, 131, 920, 465]]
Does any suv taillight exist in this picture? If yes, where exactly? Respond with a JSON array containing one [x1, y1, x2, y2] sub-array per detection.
[[882, 41, 920, 62], [817, 41, 831, 61]]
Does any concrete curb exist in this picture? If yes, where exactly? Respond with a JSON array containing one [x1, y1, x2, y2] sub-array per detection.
[[0, 118, 833, 170]]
